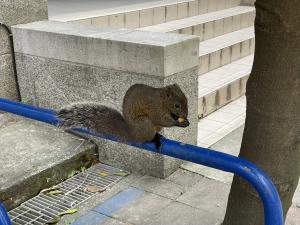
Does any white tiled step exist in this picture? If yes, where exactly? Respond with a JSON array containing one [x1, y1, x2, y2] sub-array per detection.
[[181, 96, 246, 183], [197, 95, 246, 148], [139, 6, 255, 41], [199, 26, 255, 74], [51, 0, 241, 28], [198, 54, 253, 118]]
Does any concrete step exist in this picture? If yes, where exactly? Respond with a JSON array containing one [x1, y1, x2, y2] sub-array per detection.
[[199, 26, 254, 74], [0, 115, 97, 210], [198, 54, 253, 118], [51, 0, 241, 28], [198, 95, 246, 148], [139, 6, 255, 41]]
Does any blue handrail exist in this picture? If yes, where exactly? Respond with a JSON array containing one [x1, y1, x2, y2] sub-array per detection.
[[0, 98, 283, 225], [0, 203, 12, 225]]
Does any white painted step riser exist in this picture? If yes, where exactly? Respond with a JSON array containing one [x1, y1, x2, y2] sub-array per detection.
[[199, 37, 255, 75], [197, 95, 246, 148], [65, 0, 241, 28], [242, 0, 255, 6], [174, 11, 255, 41], [198, 74, 249, 118]]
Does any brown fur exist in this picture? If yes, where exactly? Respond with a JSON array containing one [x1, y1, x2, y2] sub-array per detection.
[[56, 84, 189, 144]]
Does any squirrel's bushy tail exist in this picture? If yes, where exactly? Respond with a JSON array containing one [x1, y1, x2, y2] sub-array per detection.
[[56, 102, 134, 142]]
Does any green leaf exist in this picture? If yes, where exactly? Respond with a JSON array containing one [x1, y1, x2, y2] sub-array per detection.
[[46, 216, 61, 224], [46, 190, 64, 196], [58, 208, 78, 216], [98, 172, 109, 177], [80, 166, 87, 172], [68, 170, 76, 178], [113, 172, 129, 177]]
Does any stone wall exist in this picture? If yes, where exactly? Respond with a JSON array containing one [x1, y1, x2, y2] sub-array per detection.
[[0, 0, 48, 100], [12, 21, 199, 177]]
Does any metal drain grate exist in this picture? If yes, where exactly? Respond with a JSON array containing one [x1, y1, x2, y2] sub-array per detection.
[[8, 163, 129, 225]]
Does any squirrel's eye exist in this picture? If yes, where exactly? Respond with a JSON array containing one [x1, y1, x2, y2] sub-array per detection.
[[174, 103, 180, 108]]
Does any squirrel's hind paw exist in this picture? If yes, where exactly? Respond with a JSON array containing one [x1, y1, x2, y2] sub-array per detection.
[[152, 133, 164, 150]]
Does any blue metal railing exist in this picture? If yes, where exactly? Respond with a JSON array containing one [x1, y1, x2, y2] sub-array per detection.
[[0, 98, 283, 225], [0, 203, 11, 225]]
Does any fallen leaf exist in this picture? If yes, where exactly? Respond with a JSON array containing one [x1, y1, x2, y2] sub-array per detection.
[[68, 170, 77, 178], [113, 172, 129, 177], [98, 172, 109, 177], [58, 208, 78, 216], [41, 185, 60, 194], [46, 190, 64, 196], [46, 216, 61, 224], [85, 185, 106, 193]]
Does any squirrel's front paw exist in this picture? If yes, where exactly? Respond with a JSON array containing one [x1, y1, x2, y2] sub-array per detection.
[[152, 133, 164, 150]]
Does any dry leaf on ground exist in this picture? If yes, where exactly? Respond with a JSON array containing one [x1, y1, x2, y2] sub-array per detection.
[[98, 171, 109, 177], [113, 172, 129, 177], [46, 190, 64, 196], [41, 185, 60, 194], [85, 185, 106, 193], [58, 208, 78, 216]]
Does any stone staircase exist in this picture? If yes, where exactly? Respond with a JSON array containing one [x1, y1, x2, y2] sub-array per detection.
[[51, 0, 255, 147]]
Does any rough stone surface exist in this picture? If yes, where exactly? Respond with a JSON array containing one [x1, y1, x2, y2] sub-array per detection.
[[14, 53, 163, 110], [0, 0, 48, 26], [0, 0, 48, 100], [96, 139, 168, 178], [12, 21, 199, 76], [0, 117, 97, 210], [0, 54, 18, 100], [15, 52, 198, 177], [15, 54, 198, 145], [12, 20, 199, 177], [0, 27, 10, 55]]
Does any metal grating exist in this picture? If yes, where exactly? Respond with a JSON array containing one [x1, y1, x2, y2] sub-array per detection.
[[8, 163, 128, 225]]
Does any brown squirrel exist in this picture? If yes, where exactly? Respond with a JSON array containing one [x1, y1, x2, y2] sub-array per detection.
[[56, 84, 189, 148]]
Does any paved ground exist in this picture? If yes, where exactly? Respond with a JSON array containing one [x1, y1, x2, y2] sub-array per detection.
[[47, 0, 158, 17], [1, 114, 299, 224], [56, 125, 300, 225]]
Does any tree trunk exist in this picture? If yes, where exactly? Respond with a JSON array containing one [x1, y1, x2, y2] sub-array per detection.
[[223, 1, 300, 224]]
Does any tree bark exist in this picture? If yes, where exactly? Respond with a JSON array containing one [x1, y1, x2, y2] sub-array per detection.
[[223, 1, 300, 224]]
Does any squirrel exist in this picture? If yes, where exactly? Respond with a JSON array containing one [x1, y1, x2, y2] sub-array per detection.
[[56, 84, 189, 149]]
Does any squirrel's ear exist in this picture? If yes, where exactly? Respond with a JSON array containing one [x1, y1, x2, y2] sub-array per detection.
[[165, 85, 174, 98]]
